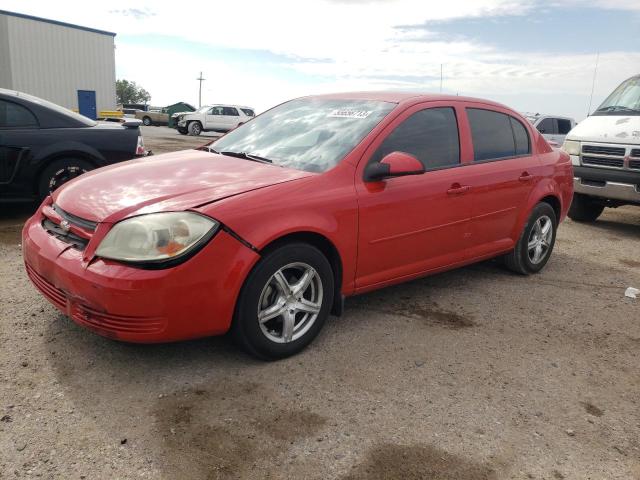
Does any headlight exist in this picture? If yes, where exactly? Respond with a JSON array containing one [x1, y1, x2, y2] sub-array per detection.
[[561, 140, 581, 156], [96, 212, 219, 263]]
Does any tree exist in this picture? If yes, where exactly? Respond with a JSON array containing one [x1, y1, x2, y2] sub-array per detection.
[[116, 79, 151, 105]]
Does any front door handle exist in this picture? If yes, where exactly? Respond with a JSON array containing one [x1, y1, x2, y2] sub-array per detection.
[[519, 172, 532, 182], [447, 183, 470, 195]]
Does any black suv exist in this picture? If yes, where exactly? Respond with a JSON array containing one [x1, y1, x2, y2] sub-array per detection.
[[0, 89, 147, 201]]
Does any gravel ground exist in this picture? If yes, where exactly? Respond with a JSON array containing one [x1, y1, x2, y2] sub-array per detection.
[[1, 130, 639, 479]]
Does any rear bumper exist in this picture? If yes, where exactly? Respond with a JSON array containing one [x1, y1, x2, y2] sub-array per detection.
[[573, 166, 640, 203], [22, 212, 260, 343]]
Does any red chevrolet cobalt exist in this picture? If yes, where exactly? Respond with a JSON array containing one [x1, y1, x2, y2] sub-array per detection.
[[23, 93, 573, 359]]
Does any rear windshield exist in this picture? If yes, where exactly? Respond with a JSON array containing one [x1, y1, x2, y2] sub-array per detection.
[[211, 98, 396, 173]]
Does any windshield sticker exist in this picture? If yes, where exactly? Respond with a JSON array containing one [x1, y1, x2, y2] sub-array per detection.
[[329, 109, 372, 119]]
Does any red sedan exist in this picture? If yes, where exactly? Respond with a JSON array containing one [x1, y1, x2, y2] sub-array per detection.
[[22, 92, 573, 359]]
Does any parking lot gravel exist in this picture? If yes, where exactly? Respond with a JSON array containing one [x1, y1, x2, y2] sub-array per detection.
[[1, 129, 639, 479]]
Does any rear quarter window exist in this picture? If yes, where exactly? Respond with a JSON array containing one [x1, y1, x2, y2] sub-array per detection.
[[467, 108, 531, 161], [0, 100, 39, 128]]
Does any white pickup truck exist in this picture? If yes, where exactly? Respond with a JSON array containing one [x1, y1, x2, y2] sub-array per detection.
[[173, 104, 255, 136], [562, 74, 640, 222], [524, 113, 576, 146]]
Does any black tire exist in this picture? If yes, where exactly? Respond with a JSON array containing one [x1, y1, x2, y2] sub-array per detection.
[[568, 193, 604, 223], [177, 127, 188, 135], [232, 243, 334, 360], [38, 157, 94, 200], [504, 202, 557, 275], [188, 121, 202, 136], [142, 116, 152, 126]]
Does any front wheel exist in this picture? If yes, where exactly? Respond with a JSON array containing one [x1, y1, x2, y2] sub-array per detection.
[[568, 194, 604, 222], [142, 116, 152, 126], [188, 121, 202, 136], [504, 202, 557, 275], [177, 127, 188, 135], [232, 243, 334, 360]]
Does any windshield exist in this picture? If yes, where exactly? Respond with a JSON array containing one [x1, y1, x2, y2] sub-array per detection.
[[594, 76, 640, 115], [211, 98, 396, 172], [197, 105, 212, 113]]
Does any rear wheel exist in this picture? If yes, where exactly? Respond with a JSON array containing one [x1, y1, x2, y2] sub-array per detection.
[[568, 193, 604, 222], [504, 202, 557, 275], [38, 157, 94, 200], [232, 243, 334, 360], [142, 116, 152, 126], [188, 121, 202, 136]]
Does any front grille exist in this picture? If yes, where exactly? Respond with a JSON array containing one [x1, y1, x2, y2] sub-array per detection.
[[41, 204, 96, 250], [630, 160, 640, 170], [25, 263, 67, 310], [42, 219, 89, 250], [53, 204, 97, 231], [582, 156, 624, 168], [631, 149, 640, 158], [582, 145, 626, 156], [72, 305, 166, 335]]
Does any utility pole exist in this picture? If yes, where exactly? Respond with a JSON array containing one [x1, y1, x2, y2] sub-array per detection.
[[196, 71, 206, 108]]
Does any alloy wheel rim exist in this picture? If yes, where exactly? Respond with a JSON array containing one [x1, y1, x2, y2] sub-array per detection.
[[48, 166, 88, 192], [527, 215, 553, 264], [257, 262, 323, 344]]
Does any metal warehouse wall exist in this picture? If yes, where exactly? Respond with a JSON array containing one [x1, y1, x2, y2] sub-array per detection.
[[0, 13, 116, 112]]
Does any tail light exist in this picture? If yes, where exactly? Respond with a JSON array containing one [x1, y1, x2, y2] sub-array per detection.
[[135, 134, 146, 156]]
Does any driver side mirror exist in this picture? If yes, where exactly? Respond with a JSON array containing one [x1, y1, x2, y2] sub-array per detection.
[[364, 151, 425, 182]]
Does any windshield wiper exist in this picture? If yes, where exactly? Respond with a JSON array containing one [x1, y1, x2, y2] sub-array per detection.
[[595, 105, 640, 113], [219, 150, 273, 164]]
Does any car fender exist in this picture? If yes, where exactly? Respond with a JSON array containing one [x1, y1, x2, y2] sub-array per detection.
[[32, 140, 105, 167], [197, 172, 359, 295], [512, 177, 563, 240]]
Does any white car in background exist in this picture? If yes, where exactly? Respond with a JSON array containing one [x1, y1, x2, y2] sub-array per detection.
[[523, 113, 576, 146], [173, 104, 255, 136]]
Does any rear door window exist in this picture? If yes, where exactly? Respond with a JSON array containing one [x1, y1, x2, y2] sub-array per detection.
[[0, 100, 39, 128], [557, 119, 572, 134], [536, 117, 555, 134], [371, 107, 460, 170], [467, 108, 531, 161], [223, 107, 239, 116]]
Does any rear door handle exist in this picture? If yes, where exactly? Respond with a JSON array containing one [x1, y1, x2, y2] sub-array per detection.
[[519, 172, 532, 182], [447, 183, 470, 195]]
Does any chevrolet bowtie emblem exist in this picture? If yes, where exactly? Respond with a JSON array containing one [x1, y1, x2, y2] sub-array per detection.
[[60, 220, 71, 232]]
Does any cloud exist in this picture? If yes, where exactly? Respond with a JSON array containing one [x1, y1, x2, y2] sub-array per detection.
[[108, 8, 156, 20], [2, 0, 639, 119]]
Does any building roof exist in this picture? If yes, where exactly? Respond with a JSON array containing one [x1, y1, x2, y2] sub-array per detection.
[[0, 10, 116, 37]]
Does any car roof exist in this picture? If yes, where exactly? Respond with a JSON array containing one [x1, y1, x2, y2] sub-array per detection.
[[300, 91, 513, 108]]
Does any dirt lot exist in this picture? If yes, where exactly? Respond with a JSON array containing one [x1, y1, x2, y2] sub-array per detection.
[[1, 128, 639, 479]]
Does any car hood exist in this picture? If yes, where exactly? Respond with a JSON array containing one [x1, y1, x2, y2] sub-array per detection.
[[567, 115, 640, 144], [54, 150, 313, 223]]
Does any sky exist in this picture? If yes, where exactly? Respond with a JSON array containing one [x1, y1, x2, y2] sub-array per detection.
[[2, 0, 640, 120]]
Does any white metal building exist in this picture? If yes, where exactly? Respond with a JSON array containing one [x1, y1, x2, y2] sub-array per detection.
[[0, 10, 116, 119]]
